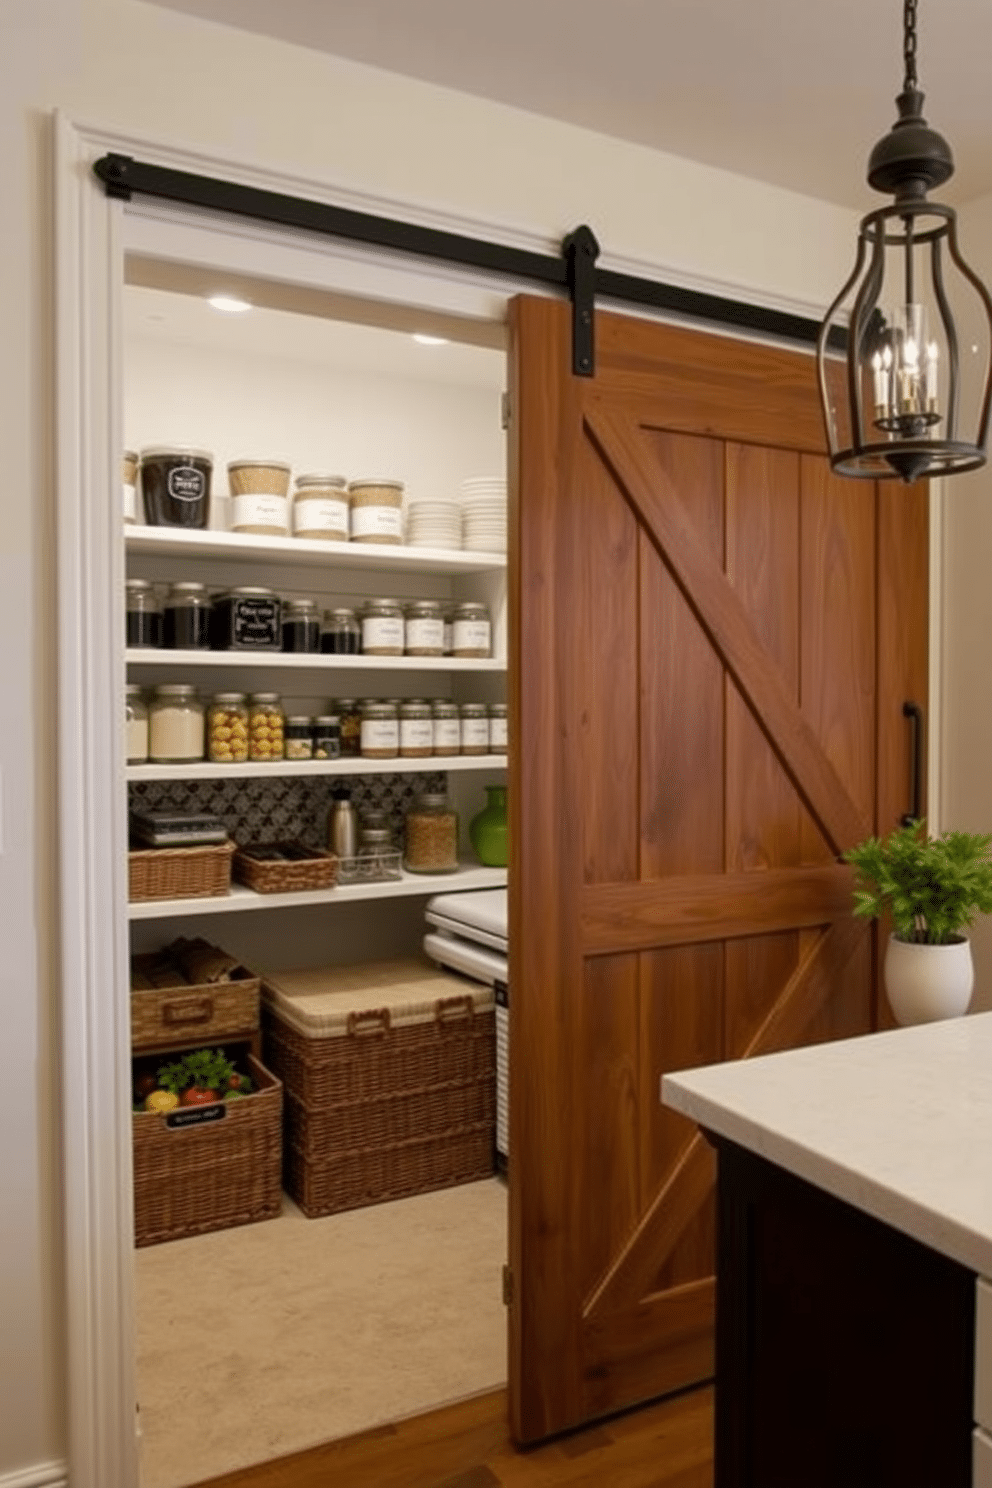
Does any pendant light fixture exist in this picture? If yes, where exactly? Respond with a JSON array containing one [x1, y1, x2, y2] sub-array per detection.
[[816, 0, 992, 483]]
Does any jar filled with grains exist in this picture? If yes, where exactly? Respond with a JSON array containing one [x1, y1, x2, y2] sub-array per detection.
[[488, 701, 508, 755], [348, 478, 404, 545], [431, 699, 461, 756], [292, 473, 349, 541], [125, 684, 148, 764], [404, 793, 459, 874], [360, 700, 399, 759], [149, 685, 204, 764], [207, 692, 249, 763], [248, 693, 285, 761], [227, 459, 292, 537], [452, 601, 492, 658], [404, 599, 445, 656], [360, 598, 404, 656], [399, 699, 433, 758], [334, 699, 361, 757], [460, 701, 490, 756]]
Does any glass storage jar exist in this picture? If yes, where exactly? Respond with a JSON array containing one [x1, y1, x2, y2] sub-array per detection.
[[210, 587, 282, 651], [227, 459, 291, 536], [334, 699, 361, 757], [140, 446, 212, 528], [284, 716, 314, 760], [282, 598, 321, 653], [321, 607, 360, 654], [460, 701, 490, 755], [163, 581, 211, 649], [404, 600, 445, 656], [404, 793, 459, 874], [348, 478, 404, 545], [248, 693, 285, 761], [125, 579, 162, 649], [356, 825, 401, 881], [207, 692, 249, 763], [452, 601, 492, 658], [399, 699, 433, 758], [432, 699, 461, 756], [148, 684, 204, 763], [312, 715, 341, 760], [292, 473, 349, 541], [125, 684, 148, 764], [488, 701, 508, 755], [360, 700, 399, 758], [360, 598, 404, 656]]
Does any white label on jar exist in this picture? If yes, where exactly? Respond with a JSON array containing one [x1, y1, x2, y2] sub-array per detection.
[[443, 619, 453, 652], [351, 504, 403, 539], [433, 718, 461, 750], [405, 618, 445, 651], [461, 718, 490, 750], [453, 619, 492, 654], [361, 718, 399, 753], [400, 718, 433, 751], [231, 493, 288, 531], [362, 616, 404, 651], [293, 497, 349, 536], [123, 482, 137, 522], [126, 716, 148, 762], [489, 716, 508, 750]]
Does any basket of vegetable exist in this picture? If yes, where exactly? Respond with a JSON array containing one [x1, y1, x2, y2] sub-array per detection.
[[132, 1046, 282, 1246]]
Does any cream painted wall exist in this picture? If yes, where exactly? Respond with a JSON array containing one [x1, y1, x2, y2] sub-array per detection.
[[1, 0, 862, 1477]]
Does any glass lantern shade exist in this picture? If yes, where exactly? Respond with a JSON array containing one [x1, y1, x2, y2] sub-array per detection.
[[816, 198, 992, 483]]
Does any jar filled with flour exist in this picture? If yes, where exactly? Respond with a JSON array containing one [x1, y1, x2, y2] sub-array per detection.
[[227, 459, 292, 537]]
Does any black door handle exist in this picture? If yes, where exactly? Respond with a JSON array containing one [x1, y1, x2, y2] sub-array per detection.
[[901, 701, 924, 827]]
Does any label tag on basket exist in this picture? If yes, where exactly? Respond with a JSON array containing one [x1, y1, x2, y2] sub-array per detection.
[[166, 1103, 228, 1130]]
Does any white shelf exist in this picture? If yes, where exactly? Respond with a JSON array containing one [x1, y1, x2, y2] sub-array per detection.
[[125, 525, 506, 574], [127, 864, 508, 920], [128, 755, 507, 782], [125, 649, 505, 672]]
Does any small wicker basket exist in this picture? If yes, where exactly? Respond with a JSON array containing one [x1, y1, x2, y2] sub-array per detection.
[[130, 950, 261, 1053], [128, 841, 235, 902], [234, 841, 338, 894]]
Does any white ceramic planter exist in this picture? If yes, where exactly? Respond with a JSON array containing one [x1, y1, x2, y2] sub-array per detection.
[[884, 934, 974, 1026]]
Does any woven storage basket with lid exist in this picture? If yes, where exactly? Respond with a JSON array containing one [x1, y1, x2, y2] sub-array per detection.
[[261, 958, 495, 1217]]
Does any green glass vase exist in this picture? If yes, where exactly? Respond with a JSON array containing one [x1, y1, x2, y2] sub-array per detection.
[[469, 785, 508, 868]]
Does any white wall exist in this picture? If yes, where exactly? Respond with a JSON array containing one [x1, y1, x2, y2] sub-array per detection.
[[1, 0, 861, 1477]]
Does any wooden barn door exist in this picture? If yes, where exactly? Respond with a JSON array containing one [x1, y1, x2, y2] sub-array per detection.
[[506, 296, 928, 1443]]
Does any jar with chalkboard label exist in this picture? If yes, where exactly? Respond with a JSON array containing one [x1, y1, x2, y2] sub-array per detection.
[[210, 588, 282, 650]]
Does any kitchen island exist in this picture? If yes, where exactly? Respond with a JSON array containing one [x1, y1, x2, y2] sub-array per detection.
[[663, 1012, 992, 1488]]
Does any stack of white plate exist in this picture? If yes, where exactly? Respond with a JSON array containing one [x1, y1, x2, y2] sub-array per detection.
[[460, 477, 507, 553], [405, 497, 462, 549]]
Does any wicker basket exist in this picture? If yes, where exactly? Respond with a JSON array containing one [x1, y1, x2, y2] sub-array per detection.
[[131, 950, 261, 1053], [234, 842, 338, 894], [129, 842, 235, 902], [132, 1054, 282, 1246], [262, 960, 495, 1218]]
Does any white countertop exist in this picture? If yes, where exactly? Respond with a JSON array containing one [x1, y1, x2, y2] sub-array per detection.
[[663, 1012, 992, 1278]]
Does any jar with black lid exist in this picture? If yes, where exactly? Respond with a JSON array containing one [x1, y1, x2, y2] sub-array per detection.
[[282, 598, 321, 653], [163, 581, 211, 649], [284, 716, 314, 760], [360, 598, 404, 656], [360, 700, 399, 758], [125, 579, 162, 649], [334, 699, 361, 757], [210, 587, 282, 651], [321, 607, 360, 655], [312, 715, 341, 760]]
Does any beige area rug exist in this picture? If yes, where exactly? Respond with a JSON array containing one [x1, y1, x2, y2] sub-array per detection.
[[135, 1178, 508, 1488]]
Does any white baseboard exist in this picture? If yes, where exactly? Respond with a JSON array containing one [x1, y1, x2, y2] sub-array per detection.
[[0, 1462, 68, 1488]]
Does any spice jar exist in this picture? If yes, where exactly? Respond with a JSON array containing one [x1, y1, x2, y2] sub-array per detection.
[[125, 579, 162, 649], [404, 600, 445, 656], [452, 602, 492, 658], [281, 598, 321, 654], [163, 582, 211, 649], [210, 588, 282, 651], [285, 716, 314, 760], [312, 715, 341, 760], [460, 701, 490, 756], [140, 447, 212, 528], [149, 684, 204, 763], [360, 700, 399, 759], [399, 699, 433, 758], [248, 693, 284, 760], [334, 699, 361, 757], [123, 449, 139, 525], [207, 692, 249, 763], [488, 701, 508, 755], [227, 459, 292, 536], [404, 793, 459, 874], [348, 478, 404, 545], [321, 607, 361, 655], [360, 598, 404, 656], [432, 699, 461, 756], [125, 684, 148, 764], [292, 473, 349, 541]]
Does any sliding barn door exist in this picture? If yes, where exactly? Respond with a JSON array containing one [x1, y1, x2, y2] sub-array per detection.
[[507, 296, 928, 1443]]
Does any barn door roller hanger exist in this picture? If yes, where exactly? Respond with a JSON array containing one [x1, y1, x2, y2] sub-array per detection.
[[94, 152, 834, 377]]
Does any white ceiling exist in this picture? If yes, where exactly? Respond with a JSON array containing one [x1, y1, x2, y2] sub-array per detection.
[[150, 0, 992, 208]]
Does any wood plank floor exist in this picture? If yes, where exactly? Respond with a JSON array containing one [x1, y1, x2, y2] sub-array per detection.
[[192, 1385, 714, 1488]]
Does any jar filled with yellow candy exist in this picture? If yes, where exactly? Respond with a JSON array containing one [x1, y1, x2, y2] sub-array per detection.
[[206, 692, 250, 763], [248, 693, 285, 761]]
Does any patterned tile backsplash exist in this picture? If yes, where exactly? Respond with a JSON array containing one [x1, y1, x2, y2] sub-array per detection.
[[128, 772, 447, 849]]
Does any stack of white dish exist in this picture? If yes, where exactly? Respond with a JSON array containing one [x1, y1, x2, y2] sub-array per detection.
[[404, 497, 462, 549], [460, 477, 507, 553]]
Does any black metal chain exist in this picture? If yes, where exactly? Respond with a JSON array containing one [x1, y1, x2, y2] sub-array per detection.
[[904, 0, 918, 91]]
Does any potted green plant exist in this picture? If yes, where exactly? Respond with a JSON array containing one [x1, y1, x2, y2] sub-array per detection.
[[843, 819, 992, 1025]]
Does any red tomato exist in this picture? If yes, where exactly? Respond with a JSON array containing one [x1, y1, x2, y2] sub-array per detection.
[[180, 1086, 218, 1107]]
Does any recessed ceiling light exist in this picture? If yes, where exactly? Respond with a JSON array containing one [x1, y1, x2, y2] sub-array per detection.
[[208, 294, 252, 314], [412, 333, 449, 346]]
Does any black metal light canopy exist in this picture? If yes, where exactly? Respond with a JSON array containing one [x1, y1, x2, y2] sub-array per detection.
[[817, 0, 992, 482]]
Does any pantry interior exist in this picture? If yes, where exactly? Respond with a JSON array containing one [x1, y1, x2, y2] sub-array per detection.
[[120, 224, 515, 1487]]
